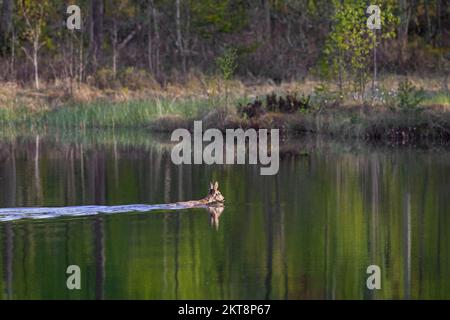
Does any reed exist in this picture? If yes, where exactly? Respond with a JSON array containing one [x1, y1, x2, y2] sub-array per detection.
[[1, 97, 218, 129]]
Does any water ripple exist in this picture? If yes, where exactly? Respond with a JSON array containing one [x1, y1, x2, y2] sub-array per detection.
[[0, 203, 187, 222]]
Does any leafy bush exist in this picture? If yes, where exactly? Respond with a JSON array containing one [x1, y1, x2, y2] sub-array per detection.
[[216, 47, 238, 108], [119, 67, 160, 90], [90, 67, 159, 90], [266, 93, 311, 113], [216, 48, 238, 81], [237, 99, 265, 119], [238, 93, 312, 119], [91, 68, 118, 89], [396, 79, 425, 112]]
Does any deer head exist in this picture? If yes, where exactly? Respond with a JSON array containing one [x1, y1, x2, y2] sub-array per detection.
[[206, 181, 225, 204]]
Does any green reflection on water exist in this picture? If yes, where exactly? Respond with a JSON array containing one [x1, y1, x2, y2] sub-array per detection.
[[0, 129, 449, 299]]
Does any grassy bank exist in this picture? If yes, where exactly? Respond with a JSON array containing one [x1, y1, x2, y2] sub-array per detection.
[[0, 77, 449, 144], [289, 108, 450, 142]]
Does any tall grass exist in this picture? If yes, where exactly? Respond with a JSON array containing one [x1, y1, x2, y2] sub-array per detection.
[[0, 106, 45, 127], [422, 91, 450, 108], [1, 97, 220, 129], [0, 126, 172, 152], [45, 98, 219, 128]]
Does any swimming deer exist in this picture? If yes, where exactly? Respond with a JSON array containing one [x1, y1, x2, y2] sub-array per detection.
[[0, 181, 225, 222], [177, 181, 225, 208]]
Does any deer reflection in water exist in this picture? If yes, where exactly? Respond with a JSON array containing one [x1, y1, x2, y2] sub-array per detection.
[[206, 205, 224, 230]]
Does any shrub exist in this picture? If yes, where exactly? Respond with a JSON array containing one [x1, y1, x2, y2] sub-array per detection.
[[396, 79, 425, 112], [119, 67, 160, 90], [216, 48, 238, 108], [237, 99, 266, 119], [91, 68, 118, 89], [216, 48, 238, 81], [266, 93, 311, 113]]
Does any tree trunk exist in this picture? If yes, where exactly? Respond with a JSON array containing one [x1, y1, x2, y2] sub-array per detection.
[[112, 19, 118, 79], [424, 0, 432, 43], [79, 34, 84, 85], [0, 0, 13, 46], [175, 0, 186, 73], [91, 0, 104, 68], [436, 0, 443, 47], [69, 33, 74, 95], [398, 0, 412, 69], [10, 29, 15, 80], [33, 40, 40, 90], [112, 23, 140, 79], [153, 1, 160, 78], [372, 31, 377, 94], [263, 0, 271, 41], [147, 0, 153, 73]]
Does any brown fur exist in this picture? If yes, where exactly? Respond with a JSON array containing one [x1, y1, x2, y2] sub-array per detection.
[[177, 181, 225, 207]]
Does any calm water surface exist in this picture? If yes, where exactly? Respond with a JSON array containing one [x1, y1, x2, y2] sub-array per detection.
[[0, 129, 449, 299]]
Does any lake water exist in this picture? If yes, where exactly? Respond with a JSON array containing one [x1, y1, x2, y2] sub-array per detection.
[[0, 129, 449, 299]]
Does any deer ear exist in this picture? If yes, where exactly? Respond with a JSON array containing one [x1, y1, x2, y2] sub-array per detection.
[[210, 182, 214, 190], [214, 181, 219, 191]]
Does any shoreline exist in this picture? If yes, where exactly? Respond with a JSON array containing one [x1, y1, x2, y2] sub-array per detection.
[[0, 78, 449, 146], [2, 107, 450, 147]]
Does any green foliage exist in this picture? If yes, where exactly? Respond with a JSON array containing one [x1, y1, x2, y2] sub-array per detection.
[[216, 47, 238, 108], [0, 96, 216, 129], [0, 0, 446, 89], [190, 0, 248, 38], [422, 91, 450, 108], [41, 98, 215, 128], [396, 79, 425, 112], [321, 1, 399, 94], [16, 0, 51, 44], [216, 47, 238, 81]]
